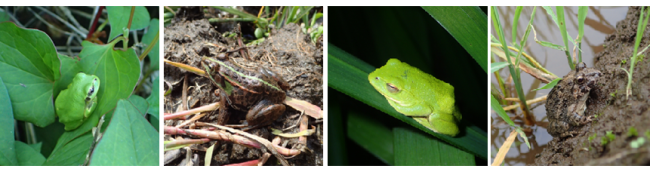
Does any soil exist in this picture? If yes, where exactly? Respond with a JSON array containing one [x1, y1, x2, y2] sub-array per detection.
[[535, 7, 650, 165], [163, 7, 323, 166]]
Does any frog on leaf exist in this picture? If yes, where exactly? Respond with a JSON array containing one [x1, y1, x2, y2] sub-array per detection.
[[368, 58, 461, 137], [55, 73, 100, 131]]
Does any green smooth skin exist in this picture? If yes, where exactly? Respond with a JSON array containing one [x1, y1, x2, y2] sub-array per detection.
[[368, 58, 462, 137], [55, 73, 100, 131]]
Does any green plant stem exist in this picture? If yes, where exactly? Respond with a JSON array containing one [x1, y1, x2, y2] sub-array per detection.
[[556, 7, 574, 70], [626, 7, 650, 99], [139, 30, 158, 61], [492, 6, 531, 120]]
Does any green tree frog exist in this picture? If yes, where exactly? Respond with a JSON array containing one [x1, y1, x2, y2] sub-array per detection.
[[368, 58, 462, 137], [55, 73, 100, 131]]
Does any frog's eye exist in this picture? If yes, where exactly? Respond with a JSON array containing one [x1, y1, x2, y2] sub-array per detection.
[[88, 86, 95, 97], [386, 83, 400, 93], [577, 75, 584, 83]]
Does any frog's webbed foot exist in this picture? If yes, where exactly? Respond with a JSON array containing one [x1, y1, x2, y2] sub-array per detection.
[[559, 130, 580, 138], [569, 111, 593, 126]]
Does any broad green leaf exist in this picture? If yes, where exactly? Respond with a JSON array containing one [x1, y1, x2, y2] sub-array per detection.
[[52, 54, 82, 99], [0, 22, 57, 127], [15, 141, 46, 166], [146, 76, 160, 117], [329, 43, 487, 160], [106, 6, 151, 40], [26, 142, 42, 153], [141, 18, 159, 70], [43, 133, 92, 166], [422, 6, 487, 72], [394, 128, 474, 165], [90, 99, 158, 166], [347, 110, 394, 165], [0, 9, 9, 23], [50, 40, 140, 161], [128, 95, 148, 115], [0, 77, 17, 166]]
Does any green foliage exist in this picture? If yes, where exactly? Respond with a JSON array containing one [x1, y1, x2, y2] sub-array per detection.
[[89, 100, 159, 166], [606, 131, 616, 141], [601, 131, 616, 146], [628, 127, 638, 137], [0, 6, 159, 166], [601, 137, 609, 146], [630, 137, 646, 148], [589, 133, 597, 142]]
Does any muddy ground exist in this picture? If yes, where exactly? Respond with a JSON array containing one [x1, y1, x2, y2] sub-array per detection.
[[163, 7, 323, 166], [535, 7, 650, 165]]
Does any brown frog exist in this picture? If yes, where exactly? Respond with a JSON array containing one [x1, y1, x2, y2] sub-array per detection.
[[546, 62, 602, 138], [203, 53, 289, 131]]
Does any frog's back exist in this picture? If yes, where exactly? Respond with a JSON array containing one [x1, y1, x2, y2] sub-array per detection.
[[401, 64, 456, 114]]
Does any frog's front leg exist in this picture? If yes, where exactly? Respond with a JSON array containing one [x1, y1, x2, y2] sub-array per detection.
[[241, 99, 285, 131], [568, 111, 593, 126]]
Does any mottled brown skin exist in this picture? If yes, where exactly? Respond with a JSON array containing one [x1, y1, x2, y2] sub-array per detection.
[[206, 55, 289, 131], [546, 62, 602, 138]]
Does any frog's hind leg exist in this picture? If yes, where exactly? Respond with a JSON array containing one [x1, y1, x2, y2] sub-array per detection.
[[240, 100, 286, 131]]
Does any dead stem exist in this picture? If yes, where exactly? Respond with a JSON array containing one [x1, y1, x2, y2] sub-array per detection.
[[175, 112, 207, 128], [164, 102, 219, 120], [195, 122, 290, 166], [182, 74, 188, 111], [282, 111, 304, 131]]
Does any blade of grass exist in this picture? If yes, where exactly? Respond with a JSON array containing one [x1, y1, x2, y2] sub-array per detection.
[[625, 7, 650, 99], [557, 6, 574, 69], [422, 6, 487, 72], [329, 43, 487, 160], [577, 6, 588, 63], [492, 6, 531, 120], [512, 7, 523, 44]]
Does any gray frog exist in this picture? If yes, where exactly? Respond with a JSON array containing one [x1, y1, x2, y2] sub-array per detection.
[[546, 62, 602, 138]]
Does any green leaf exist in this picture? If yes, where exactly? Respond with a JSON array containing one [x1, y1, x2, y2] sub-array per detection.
[[52, 54, 82, 98], [146, 76, 159, 115], [422, 6, 487, 72], [43, 133, 92, 165], [533, 78, 561, 91], [556, 6, 574, 69], [490, 62, 509, 73], [128, 95, 148, 115], [90, 99, 159, 166], [0, 8, 9, 23], [329, 43, 487, 160], [347, 110, 394, 165], [106, 6, 151, 40], [141, 18, 159, 70], [491, 95, 515, 127], [0, 77, 17, 166], [0, 22, 57, 127], [15, 141, 46, 166], [577, 6, 588, 63], [393, 128, 474, 165], [49, 41, 140, 162]]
